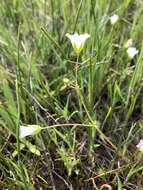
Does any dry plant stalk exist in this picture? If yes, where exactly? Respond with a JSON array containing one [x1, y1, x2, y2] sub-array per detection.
[[92, 178, 112, 190]]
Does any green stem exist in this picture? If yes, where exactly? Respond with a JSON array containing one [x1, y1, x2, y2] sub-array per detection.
[[88, 56, 93, 111], [73, 0, 84, 32], [43, 121, 117, 151], [75, 55, 83, 117], [50, 0, 54, 33], [76, 55, 79, 86], [16, 24, 21, 165], [77, 88, 117, 151], [16, 24, 29, 190]]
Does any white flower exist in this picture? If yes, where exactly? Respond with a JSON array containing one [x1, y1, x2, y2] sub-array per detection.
[[20, 125, 42, 138], [126, 47, 139, 59], [110, 14, 119, 25], [66, 32, 90, 55], [124, 39, 133, 48], [136, 139, 143, 152]]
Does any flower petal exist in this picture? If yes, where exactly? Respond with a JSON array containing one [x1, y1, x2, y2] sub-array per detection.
[[20, 125, 42, 138], [110, 14, 119, 25], [136, 139, 143, 153], [126, 47, 139, 59], [66, 32, 90, 55]]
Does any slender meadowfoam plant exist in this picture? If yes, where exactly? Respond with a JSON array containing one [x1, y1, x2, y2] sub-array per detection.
[[65, 32, 97, 154]]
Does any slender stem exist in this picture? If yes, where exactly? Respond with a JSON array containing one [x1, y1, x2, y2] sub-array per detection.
[[41, 27, 67, 59], [73, 0, 83, 32], [76, 88, 117, 151], [16, 24, 21, 164], [88, 56, 93, 111], [50, 0, 54, 33], [16, 24, 29, 190], [44, 123, 92, 130], [76, 55, 79, 86], [75, 54, 83, 116], [44, 121, 117, 150]]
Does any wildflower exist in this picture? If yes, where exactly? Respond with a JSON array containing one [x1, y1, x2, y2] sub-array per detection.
[[126, 47, 139, 59], [66, 32, 90, 55], [136, 139, 143, 153], [124, 39, 133, 48], [110, 14, 119, 25], [20, 125, 42, 138]]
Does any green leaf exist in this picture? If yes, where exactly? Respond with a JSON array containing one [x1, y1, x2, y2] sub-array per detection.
[[117, 176, 122, 190], [12, 143, 25, 157], [25, 141, 41, 156]]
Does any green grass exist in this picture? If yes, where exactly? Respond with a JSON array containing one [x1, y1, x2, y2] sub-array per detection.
[[0, 0, 143, 189]]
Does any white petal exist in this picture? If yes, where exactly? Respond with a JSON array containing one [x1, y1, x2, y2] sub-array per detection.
[[136, 139, 143, 148], [136, 139, 143, 152], [65, 33, 73, 41], [20, 125, 42, 138], [78, 34, 90, 44], [66, 32, 90, 54], [126, 47, 139, 59], [110, 14, 119, 25], [124, 39, 133, 48]]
